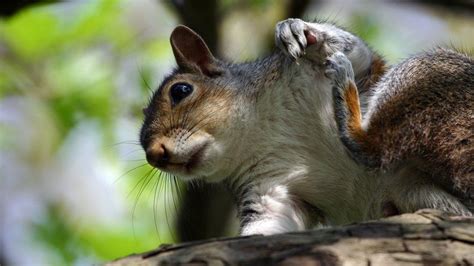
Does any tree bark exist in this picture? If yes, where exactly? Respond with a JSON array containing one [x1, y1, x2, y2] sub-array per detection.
[[0, 0, 59, 17], [107, 209, 474, 265]]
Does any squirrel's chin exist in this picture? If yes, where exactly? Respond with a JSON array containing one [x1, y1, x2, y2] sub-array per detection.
[[160, 160, 213, 181], [169, 164, 227, 183]]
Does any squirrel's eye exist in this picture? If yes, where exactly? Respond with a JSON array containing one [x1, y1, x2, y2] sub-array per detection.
[[170, 83, 193, 106]]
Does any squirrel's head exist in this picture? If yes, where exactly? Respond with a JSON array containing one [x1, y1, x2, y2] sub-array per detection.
[[140, 26, 246, 182]]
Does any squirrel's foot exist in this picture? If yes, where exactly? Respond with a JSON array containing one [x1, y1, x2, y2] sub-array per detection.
[[275, 18, 371, 68], [325, 52, 366, 169], [275, 18, 320, 60], [325, 52, 355, 88]]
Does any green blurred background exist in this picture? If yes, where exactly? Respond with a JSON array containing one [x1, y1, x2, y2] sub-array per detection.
[[0, 0, 472, 264]]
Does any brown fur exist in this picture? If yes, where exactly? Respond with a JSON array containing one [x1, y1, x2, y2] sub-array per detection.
[[357, 54, 388, 94], [344, 81, 364, 142], [141, 21, 472, 233], [146, 74, 235, 139], [340, 49, 473, 196]]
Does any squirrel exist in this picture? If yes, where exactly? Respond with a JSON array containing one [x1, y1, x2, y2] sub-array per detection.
[[139, 18, 473, 235], [331, 46, 473, 203]]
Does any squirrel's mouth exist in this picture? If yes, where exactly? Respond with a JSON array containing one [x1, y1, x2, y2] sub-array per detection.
[[156, 142, 209, 177], [184, 142, 208, 172]]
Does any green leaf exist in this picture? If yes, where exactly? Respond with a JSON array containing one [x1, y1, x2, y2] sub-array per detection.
[[1, 7, 61, 59]]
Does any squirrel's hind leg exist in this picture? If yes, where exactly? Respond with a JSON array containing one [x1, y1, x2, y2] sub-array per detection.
[[326, 52, 380, 167]]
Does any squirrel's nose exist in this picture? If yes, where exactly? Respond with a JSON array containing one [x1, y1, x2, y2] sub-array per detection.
[[146, 142, 169, 167]]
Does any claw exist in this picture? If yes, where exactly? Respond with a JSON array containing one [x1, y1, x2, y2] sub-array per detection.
[[275, 18, 310, 61]]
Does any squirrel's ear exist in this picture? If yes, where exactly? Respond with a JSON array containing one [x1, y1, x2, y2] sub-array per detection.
[[170, 25, 222, 76]]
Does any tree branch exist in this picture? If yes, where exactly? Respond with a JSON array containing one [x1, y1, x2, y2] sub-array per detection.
[[107, 209, 474, 265]]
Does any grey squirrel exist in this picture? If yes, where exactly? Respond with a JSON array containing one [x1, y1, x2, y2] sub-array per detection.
[[140, 18, 473, 235]]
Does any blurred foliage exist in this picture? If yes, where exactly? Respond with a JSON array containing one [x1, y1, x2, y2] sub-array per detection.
[[0, 0, 176, 263], [1, 0, 130, 139], [34, 206, 86, 265]]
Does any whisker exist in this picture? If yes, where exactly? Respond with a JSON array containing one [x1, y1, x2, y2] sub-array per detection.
[[166, 173, 179, 242], [170, 176, 181, 230], [181, 91, 202, 128], [163, 173, 173, 242], [183, 88, 232, 135], [122, 158, 147, 162], [128, 167, 154, 199], [173, 175, 184, 203], [108, 140, 141, 148], [130, 167, 157, 244], [153, 171, 163, 243], [114, 163, 149, 184], [183, 119, 214, 142], [120, 148, 146, 158], [181, 112, 213, 140], [137, 65, 156, 96]]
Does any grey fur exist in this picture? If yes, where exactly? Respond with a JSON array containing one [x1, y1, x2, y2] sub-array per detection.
[[140, 19, 472, 236]]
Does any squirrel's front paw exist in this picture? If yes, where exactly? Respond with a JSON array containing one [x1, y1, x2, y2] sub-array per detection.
[[325, 52, 355, 87], [275, 18, 319, 60]]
